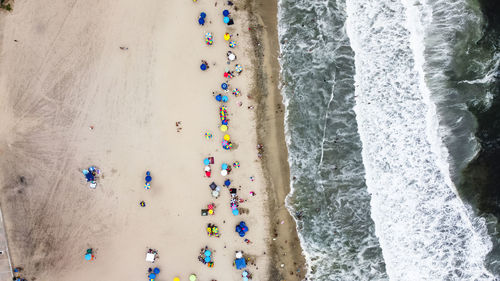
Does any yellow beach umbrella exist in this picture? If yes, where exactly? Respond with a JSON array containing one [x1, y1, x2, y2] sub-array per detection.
[[173, 278, 180, 281], [223, 134, 230, 141], [224, 33, 231, 41], [220, 125, 228, 132]]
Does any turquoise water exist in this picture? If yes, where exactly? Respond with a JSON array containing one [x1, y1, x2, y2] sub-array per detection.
[[278, 0, 500, 279]]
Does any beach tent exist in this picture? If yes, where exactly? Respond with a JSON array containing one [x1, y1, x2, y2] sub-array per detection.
[[146, 253, 156, 262], [209, 182, 217, 190], [235, 258, 246, 269]]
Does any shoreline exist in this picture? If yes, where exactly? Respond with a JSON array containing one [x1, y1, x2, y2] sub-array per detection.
[[245, 0, 307, 279]]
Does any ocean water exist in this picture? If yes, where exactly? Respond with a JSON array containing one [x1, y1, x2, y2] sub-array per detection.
[[278, 0, 500, 280]]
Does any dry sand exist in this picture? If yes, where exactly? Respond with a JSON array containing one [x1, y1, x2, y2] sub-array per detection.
[[0, 0, 306, 280]]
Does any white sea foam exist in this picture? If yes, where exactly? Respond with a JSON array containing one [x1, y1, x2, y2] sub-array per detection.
[[345, 0, 494, 279]]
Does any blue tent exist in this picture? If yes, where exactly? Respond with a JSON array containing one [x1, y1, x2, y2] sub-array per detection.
[[223, 10, 230, 16], [198, 18, 205, 25], [235, 258, 246, 269], [200, 63, 207, 71], [200, 12, 207, 18]]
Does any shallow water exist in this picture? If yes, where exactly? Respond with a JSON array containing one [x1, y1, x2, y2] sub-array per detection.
[[278, 0, 500, 279]]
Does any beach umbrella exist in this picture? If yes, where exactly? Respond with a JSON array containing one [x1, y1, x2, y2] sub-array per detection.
[[228, 53, 236, 61], [243, 277, 248, 281], [208, 209, 214, 215], [205, 132, 212, 139], [232, 88, 241, 96], [189, 275, 197, 281], [221, 83, 228, 90], [212, 190, 219, 197], [223, 16, 230, 24], [85, 253, 92, 261], [223, 10, 230, 16], [174, 278, 181, 281], [233, 161, 240, 168], [200, 12, 206, 18], [204, 256, 211, 263], [205, 166, 211, 172], [224, 179, 231, 186], [153, 268, 160, 274], [224, 134, 230, 141], [222, 95, 229, 102], [235, 64, 243, 72], [220, 125, 228, 132], [221, 170, 228, 176], [205, 32, 212, 39], [149, 273, 156, 279], [242, 271, 248, 277], [200, 63, 207, 71], [215, 94, 222, 101], [232, 209, 239, 216], [205, 250, 211, 256], [222, 120, 228, 125], [224, 33, 231, 41], [198, 18, 205, 25], [229, 41, 236, 48], [236, 251, 243, 258], [204, 158, 210, 165], [221, 163, 228, 170], [145, 175, 152, 182]]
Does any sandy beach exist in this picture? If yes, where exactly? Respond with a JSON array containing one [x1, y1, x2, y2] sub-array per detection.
[[0, 0, 304, 280]]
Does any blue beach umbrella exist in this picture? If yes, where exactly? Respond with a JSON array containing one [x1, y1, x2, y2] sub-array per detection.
[[198, 18, 205, 25], [223, 10, 229, 16], [221, 163, 228, 170], [223, 16, 230, 24], [232, 209, 239, 216], [243, 277, 249, 281], [216, 94, 222, 101], [205, 250, 211, 256], [222, 95, 228, 102], [85, 253, 92, 261], [145, 175, 152, 182], [204, 158, 210, 165], [200, 12, 207, 18], [224, 179, 231, 186], [221, 83, 228, 90], [153, 268, 160, 274], [200, 63, 207, 71], [149, 273, 156, 279], [204, 256, 211, 262], [222, 120, 228, 125]]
